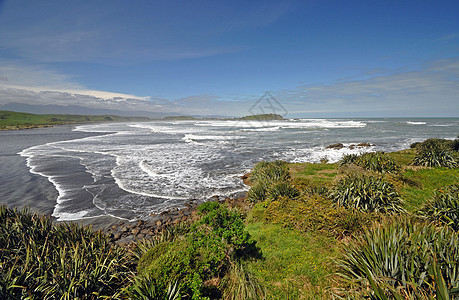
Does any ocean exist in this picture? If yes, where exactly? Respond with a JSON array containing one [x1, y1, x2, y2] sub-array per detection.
[[2, 118, 458, 223]]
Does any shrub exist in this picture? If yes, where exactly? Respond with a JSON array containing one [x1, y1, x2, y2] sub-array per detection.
[[137, 202, 260, 298], [0, 206, 131, 299], [340, 152, 400, 173], [411, 138, 458, 168], [336, 217, 459, 298], [329, 174, 404, 213], [419, 184, 459, 230]]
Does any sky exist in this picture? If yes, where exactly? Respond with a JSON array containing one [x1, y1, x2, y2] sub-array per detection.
[[0, 0, 458, 117]]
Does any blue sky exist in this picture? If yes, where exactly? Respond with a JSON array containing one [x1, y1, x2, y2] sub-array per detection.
[[0, 0, 458, 117]]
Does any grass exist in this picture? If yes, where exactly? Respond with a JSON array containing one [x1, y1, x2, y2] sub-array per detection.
[[245, 222, 337, 299], [0, 110, 151, 130], [399, 167, 459, 212]]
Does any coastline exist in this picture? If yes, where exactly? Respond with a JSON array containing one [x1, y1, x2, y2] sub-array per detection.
[[0, 125, 105, 215]]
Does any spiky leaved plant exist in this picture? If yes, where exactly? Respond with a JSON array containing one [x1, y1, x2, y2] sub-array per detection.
[[329, 174, 404, 213], [340, 152, 399, 173], [267, 181, 300, 201], [419, 184, 459, 231], [411, 138, 458, 168], [249, 160, 290, 184], [336, 217, 459, 298], [0, 206, 131, 299]]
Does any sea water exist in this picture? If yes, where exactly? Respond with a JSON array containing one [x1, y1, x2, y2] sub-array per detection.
[[17, 118, 459, 221]]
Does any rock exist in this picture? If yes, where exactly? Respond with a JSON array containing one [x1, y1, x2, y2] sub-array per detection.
[[120, 226, 129, 232], [114, 233, 121, 240], [132, 228, 140, 235], [326, 143, 344, 149], [141, 228, 150, 234], [137, 234, 145, 239], [357, 142, 372, 147], [156, 220, 162, 226]]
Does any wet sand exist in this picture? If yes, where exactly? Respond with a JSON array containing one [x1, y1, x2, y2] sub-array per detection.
[[0, 125, 103, 216]]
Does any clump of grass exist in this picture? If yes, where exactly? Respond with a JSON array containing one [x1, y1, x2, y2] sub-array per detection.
[[247, 161, 299, 203], [0, 205, 131, 299], [411, 138, 458, 168], [250, 160, 290, 184], [220, 261, 266, 300], [340, 152, 400, 173], [418, 184, 459, 230], [329, 174, 404, 213], [267, 181, 300, 201], [336, 216, 459, 298]]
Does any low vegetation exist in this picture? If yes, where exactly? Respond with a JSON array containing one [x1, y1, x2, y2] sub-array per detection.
[[2, 137, 458, 299]]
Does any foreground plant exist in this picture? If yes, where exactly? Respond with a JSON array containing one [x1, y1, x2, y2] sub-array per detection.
[[0, 206, 131, 299], [329, 174, 404, 213], [336, 217, 459, 298], [136, 202, 261, 298]]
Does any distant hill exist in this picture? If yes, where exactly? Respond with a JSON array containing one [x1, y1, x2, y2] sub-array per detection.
[[0, 103, 165, 118], [163, 115, 199, 120], [240, 114, 284, 120], [0, 110, 152, 130]]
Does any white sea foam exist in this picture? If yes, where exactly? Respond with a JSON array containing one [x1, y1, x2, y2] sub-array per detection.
[[406, 121, 427, 125]]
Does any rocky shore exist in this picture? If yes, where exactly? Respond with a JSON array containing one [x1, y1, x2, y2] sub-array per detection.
[[104, 191, 249, 245]]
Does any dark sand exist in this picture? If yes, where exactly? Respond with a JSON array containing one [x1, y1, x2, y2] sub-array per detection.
[[0, 125, 103, 217]]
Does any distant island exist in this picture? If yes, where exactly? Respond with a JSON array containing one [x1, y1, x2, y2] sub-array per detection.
[[239, 113, 284, 120], [0, 110, 152, 130]]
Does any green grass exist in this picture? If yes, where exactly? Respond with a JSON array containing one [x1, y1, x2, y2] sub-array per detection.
[[400, 167, 459, 212], [246, 222, 337, 299], [0, 110, 151, 130]]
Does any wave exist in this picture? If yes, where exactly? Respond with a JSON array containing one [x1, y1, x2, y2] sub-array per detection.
[[406, 121, 426, 125]]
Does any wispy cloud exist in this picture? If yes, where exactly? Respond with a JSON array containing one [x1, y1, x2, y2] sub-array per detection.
[[276, 58, 459, 117]]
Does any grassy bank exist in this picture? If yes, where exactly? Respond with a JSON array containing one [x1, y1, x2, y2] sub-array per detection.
[[2, 137, 458, 299], [0, 110, 151, 130]]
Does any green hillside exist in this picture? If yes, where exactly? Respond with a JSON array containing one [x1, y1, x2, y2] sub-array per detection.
[[0, 110, 151, 130]]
